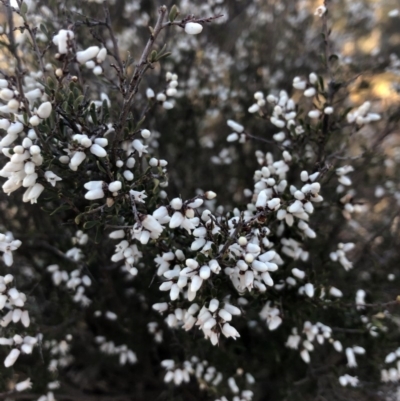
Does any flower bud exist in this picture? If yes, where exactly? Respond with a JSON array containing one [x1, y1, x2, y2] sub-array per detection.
[[37, 102, 52, 119], [184, 22, 203, 35]]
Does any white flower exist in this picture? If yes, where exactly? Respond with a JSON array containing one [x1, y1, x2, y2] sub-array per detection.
[[346, 347, 357, 367], [0, 237, 22, 266], [90, 143, 107, 157], [286, 329, 301, 349], [130, 190, 147, 203], [76, 46, 100, 64], [70, 151, 87, 168], [37, 102, 52, 119], [132, 139, 148, 156], [314, 5, 327, 17], [108, 181, 122, 192], [260, 302, 282, 331], [227, 119, 244, 133], [44, 171, 62, 187], [300, 349, 310, 363], [23, 183, 45, 204], [221, 323, 240, 340], [15, 378, 32, 392], [184, 22, 203, 35], [4, 348, 20, 367], [84, 181, 105, 200], [304, 283, 314, 298]]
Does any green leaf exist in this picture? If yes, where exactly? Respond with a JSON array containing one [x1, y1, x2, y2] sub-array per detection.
[[155, 52, 171, 62], [47, 76, 56, 90], [149, 50, 158, 63], [153, 178, 160, 192], [96, 160, 107, 174], [134, 116, 146, 131], [20, 2, 28, 17], [90, 103, 97, 125], [169, 5, 179, 22], [318, 76, 325, 91], [74, 95, 84, 110], [83, 220, 99, 230], [50, 204, 71, 216], [40, 23, 48, 36], [101, 99, 110, 122]]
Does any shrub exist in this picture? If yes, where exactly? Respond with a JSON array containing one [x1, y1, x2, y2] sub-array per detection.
[[0, 1, 400, 400]]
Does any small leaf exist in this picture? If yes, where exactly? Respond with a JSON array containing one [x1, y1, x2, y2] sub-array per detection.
[[50, 204, 71, 216], [47, 76, 56, 90], [40, 23, 48, 36], [155, 52, 171, 61], [96, 160, 107, 174], [150, 50, 158, 63], [169, 5, 179, 22], [74, 95, 84, 110], [20, 2, 28, 17], [134, 116, 146, 131], [90, 103, 98, 125], [84, 220, 99, 230]]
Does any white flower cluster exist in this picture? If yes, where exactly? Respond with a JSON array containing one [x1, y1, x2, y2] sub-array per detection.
[[95, 336, 137, 365], [330, 242, 355, 271], [1, 141, 48, 203], [62, 134, 109, 172], [52, 29, 74, 55], [147, 72, 180, 110], [259, 301, 282, 331], [162, 356, 255, 401], [153, 299, 242, 345], [76, 46, 107, 75], [336, 165, 354, 189], [44, 334, 74, 372], [381, 348, 400, 383], [0, 275, 31, 329], [0, 232, 21, 266], [110, 232, 143, 274], [47, 264, 92, 306], [147, 321, 163, 343], [339, 374, 359, 387], [285, 320, 365, 376], [346, 101, 381, 125], [1, 335, 37, 367]]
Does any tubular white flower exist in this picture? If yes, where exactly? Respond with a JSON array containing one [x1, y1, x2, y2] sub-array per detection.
[[7, 122, 24, 136], [108, 181, 122, 192], [304, 283, 314, 298], [96, 48, 107, 63], [132, 139, 148, 157], [85, 188, 105, 200], [304, 87, 316, 97], [15, 378, 32, 392], [70, 151, 86, 167], [23, 183, 44, 204], [227, 119, 244, 133], [346, 347, 357, 367], [190, 275, 203, 292], [184, 22, 203, 35], [222, 323, 240, 340], [90, 144, 107, 158], [76, 46, 100, 64], [142, 215, 163, 236], [37, 102, 52, 119], [4, 348, 20, 367], [169, 212, 184, 228]]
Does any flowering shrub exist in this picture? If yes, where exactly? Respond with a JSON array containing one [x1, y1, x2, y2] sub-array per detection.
[[0, 0, 400, 400]]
